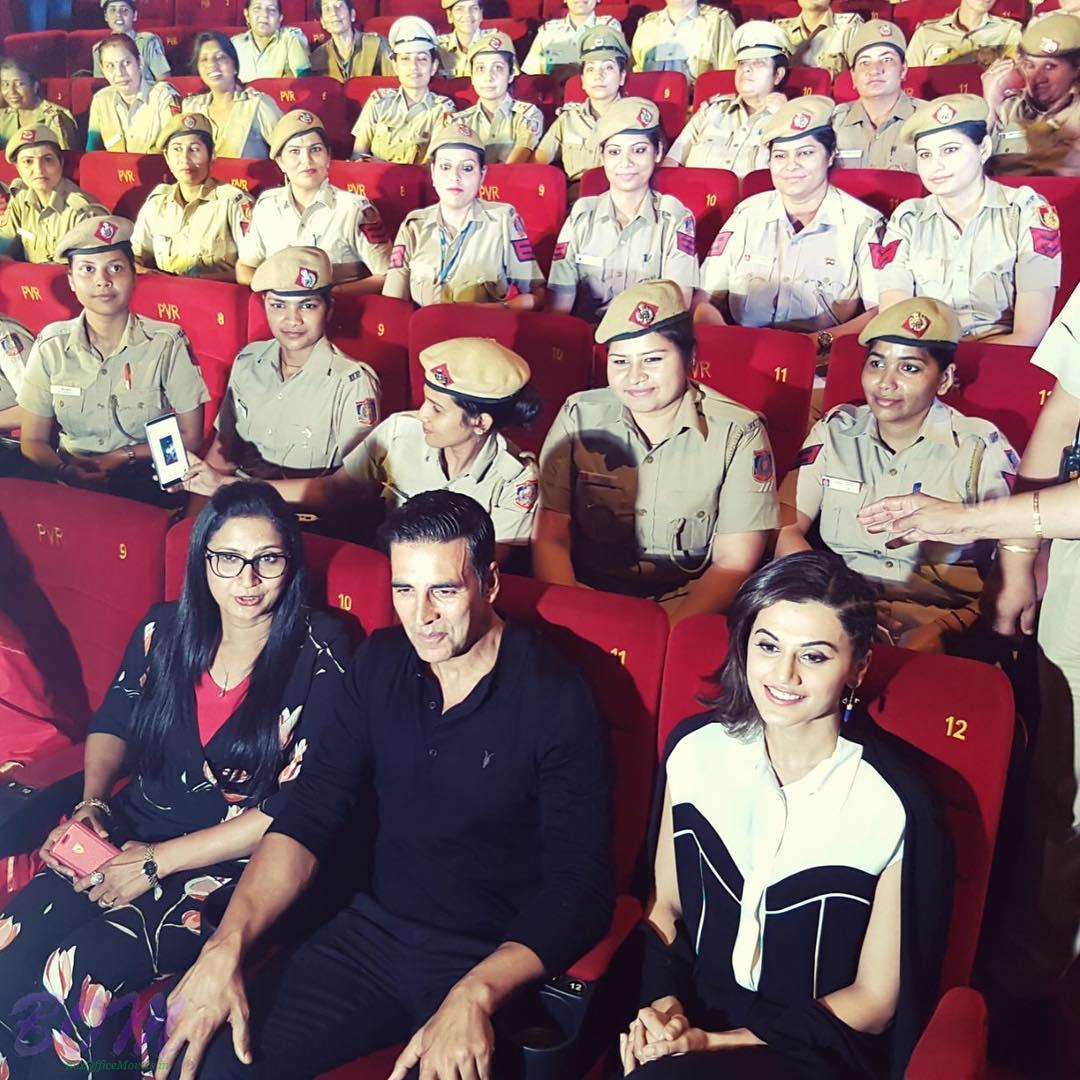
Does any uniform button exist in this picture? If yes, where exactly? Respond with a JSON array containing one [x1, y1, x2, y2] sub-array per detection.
[[637, 508, 647, 517], [884, 560, 894, 569], [696, 510, 706, 519], [888, 469, 898, 476], [428, 748, 437, 758], [644, 455, 653, 465], [426, 700, 436, 710]]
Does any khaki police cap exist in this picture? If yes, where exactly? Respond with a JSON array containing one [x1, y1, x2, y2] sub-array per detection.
[[595, 280, 688, 345], [428, 120, 485, 158], [596, 96, 660, 144], [580, 25, 631, 61], [858, 297, 962, 348], [420, 338, 531, 401], [900, 93, 988, 144], [762, 95, 835, 145], [388, 16, 439, 53], [100, 0, 135, 8], [55, 215, 134, 259], [250, 245, 332, 294], [269, 108, 327, 158], [161, 110, 213, 150], [466, 32, 520, 75], [1021, 13, 1080, 57], [732, 20, 790, 60], [847, 19, 907, 64], [5, 124, 63, 163], [441, 0, 472, 8]]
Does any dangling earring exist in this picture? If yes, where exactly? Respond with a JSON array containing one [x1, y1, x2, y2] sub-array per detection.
[[842, 686, 859, 724]]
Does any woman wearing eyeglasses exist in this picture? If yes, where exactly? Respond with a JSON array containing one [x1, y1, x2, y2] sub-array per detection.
[[0, 481, 349, 1077]]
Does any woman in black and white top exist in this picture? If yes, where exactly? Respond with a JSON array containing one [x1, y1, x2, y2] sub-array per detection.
[[621, 551, 951, 1079]]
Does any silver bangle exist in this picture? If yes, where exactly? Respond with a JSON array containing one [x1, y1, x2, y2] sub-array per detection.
[[73, 797, 112, 818]]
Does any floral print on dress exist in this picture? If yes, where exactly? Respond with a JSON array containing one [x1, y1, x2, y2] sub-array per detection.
[[0, 917, 19, 951], [277, 737, 307, 785]]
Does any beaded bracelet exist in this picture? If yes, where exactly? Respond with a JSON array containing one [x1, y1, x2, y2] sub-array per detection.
[[73, 797, 112, 818]]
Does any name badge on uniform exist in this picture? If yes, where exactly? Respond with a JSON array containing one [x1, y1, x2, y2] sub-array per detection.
[[16, 228, 35, 240], [821, 475, 862, 494], [579, 470, 618, 488], [104, 132, 123, 149], [50, 384, 82, 397], [836, 149, 862, 159], [578, 254, 604, 268]]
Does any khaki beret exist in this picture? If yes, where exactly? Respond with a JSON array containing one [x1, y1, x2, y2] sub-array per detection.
[[732, 20, 790, 60], [428, 120, 485, 158], [100, 0, 134, 8], [858, 297, 962, 348], [388, 16, 438, 52], [161, 111, 213, 150], [269, 108, 327, 158], [1021, 13, 1080, 57], [55, 215, 133, 259], [847, 19, 907, 64], [581, 25, 630, 61], [900, 93, 988, 144], [595, 280, 688, 345], [761, 95, 835, 144], [420, 338, 531, 401], [5, 124, 62, 163], [596, 96, 660, 144], [466, 32, 520, 75], [441, 0, 470, 8], [250, 246, 332, 294]]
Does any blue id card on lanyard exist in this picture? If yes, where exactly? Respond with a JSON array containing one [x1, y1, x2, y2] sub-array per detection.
[[437, 221, 476, 285]]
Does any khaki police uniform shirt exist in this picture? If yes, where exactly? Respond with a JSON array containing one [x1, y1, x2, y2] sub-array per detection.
[[539, 381, 780, 595], [906, 11, 1021, 67], [437, 29, 490, 78], [701, 186, 883, 331], [783, 400, 1017, 622], [17, 313, 209, 455], [182, 89, 283, 160], [0, 102, 79, 152], [351, 87, 455, 165], [384, 199, 544, 306], [87, 80, 180, 153], [231, 28, 312, 81], [522, 13, 623, 75], [877, 180, 1062, 339], [310, 31, 391, 81], [535, 100, 604, 183], [991, 90, 1080, 164], [447, 98, 544, 163], [92, 31, 171, 81], [1032, 278, 1080, 396], [0, 315, 35, 410], [548, 190, 700, 322], [631, 4, 736, 85], [0, 179, 107, 264], [216, 336, 380, 474], [342, 409, 539, 544], [131, 177, 254, 280], [832, 94, 923, 172], [665, 95, 773, 175], [775, 12, 863, 76], [238, 180, 392, 278]]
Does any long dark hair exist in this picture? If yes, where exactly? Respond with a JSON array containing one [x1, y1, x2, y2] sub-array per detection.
[[702, 551, 878, 737], [127, 482, 308, 799]]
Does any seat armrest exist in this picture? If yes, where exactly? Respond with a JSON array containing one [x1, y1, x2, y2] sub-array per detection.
[[565, 895, 642, 984], [905, 986, 987, 1080]]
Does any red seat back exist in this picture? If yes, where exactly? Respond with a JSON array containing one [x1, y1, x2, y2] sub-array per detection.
[[692, 66, 832, 110], [174, 0, 246, 25], [823, 335, 1051, 455], [327, 161, 427, 243], [165, 518, 394, 642], [246, 291, 413, 416], [0, 480, 170, 735], [77, 151, 172, 217], [692, 325, 817, 482], [250, 77, 350, 156], [162, 75, 206, 97], [69, 77, 108, 128], [579, 167, 739, 259], [409, 304, 593, 453], [739, 168, 915, 218], [67, 29, 109, 77], [208, 156, 282, 200], [497, 574, 668, 891], [563, 72, 689, 141], [42, 78, 74, 111], [658, 614, 1014, 990], [343, 75, 400, 126], [0, 263, 81, 334], [833, 64, 986, 104], [3, 32, 69, 78]]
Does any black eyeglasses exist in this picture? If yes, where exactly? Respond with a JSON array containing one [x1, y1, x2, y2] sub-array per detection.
[[205, 550, 289, 579]]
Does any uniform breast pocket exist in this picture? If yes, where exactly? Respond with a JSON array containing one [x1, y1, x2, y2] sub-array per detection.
[[113, 387, 164, 438], [671, 504, 716, 556], [53, 389, 97, 439], [577, 471, 637, 549], [278, 420, 324, 469], [819, 482, 865, 546], [974, 255, 1017, 316]]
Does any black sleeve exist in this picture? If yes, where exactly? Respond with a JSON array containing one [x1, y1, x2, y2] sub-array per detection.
[[638, 920, 696, 1008], [258, 614, 353, 819], [503, 667, 615, 974], [266, 635, 375, 862]]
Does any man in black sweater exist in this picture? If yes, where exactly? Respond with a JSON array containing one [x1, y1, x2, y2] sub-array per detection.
[[159, 490, 614, 1079]]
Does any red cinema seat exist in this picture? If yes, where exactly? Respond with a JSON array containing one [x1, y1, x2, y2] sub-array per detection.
[[162, 74, 205, 97], [692, 66, 832, 111], [2, 32, 69, 78], [409, 304, 593, 452], [174, 0, 246, 24], [564, 72, 689, 141], [67, 29, 109, 77], [823, 334, 1051, 454], [129, 276, 250, 436], [165, 518, 394, 642], [41, 77, 74, 111], [0, 480, 170, 733], [343, 75, 400, 126], [208, 156, 282, 199], [247, 290, 413, 416], [327, 161, 427, 242], [890, 0, 1025, 39], [579, 166, 739, 259], [834, 64, 986, 104], [374, 0, 444, 19], [250, 77, 348, 151], [69, 77, 107, 129], [0, 263, 81, 334], [77, 151, 171, 217], [428, 76, 475, 111], [691, 325, 816, 482]]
